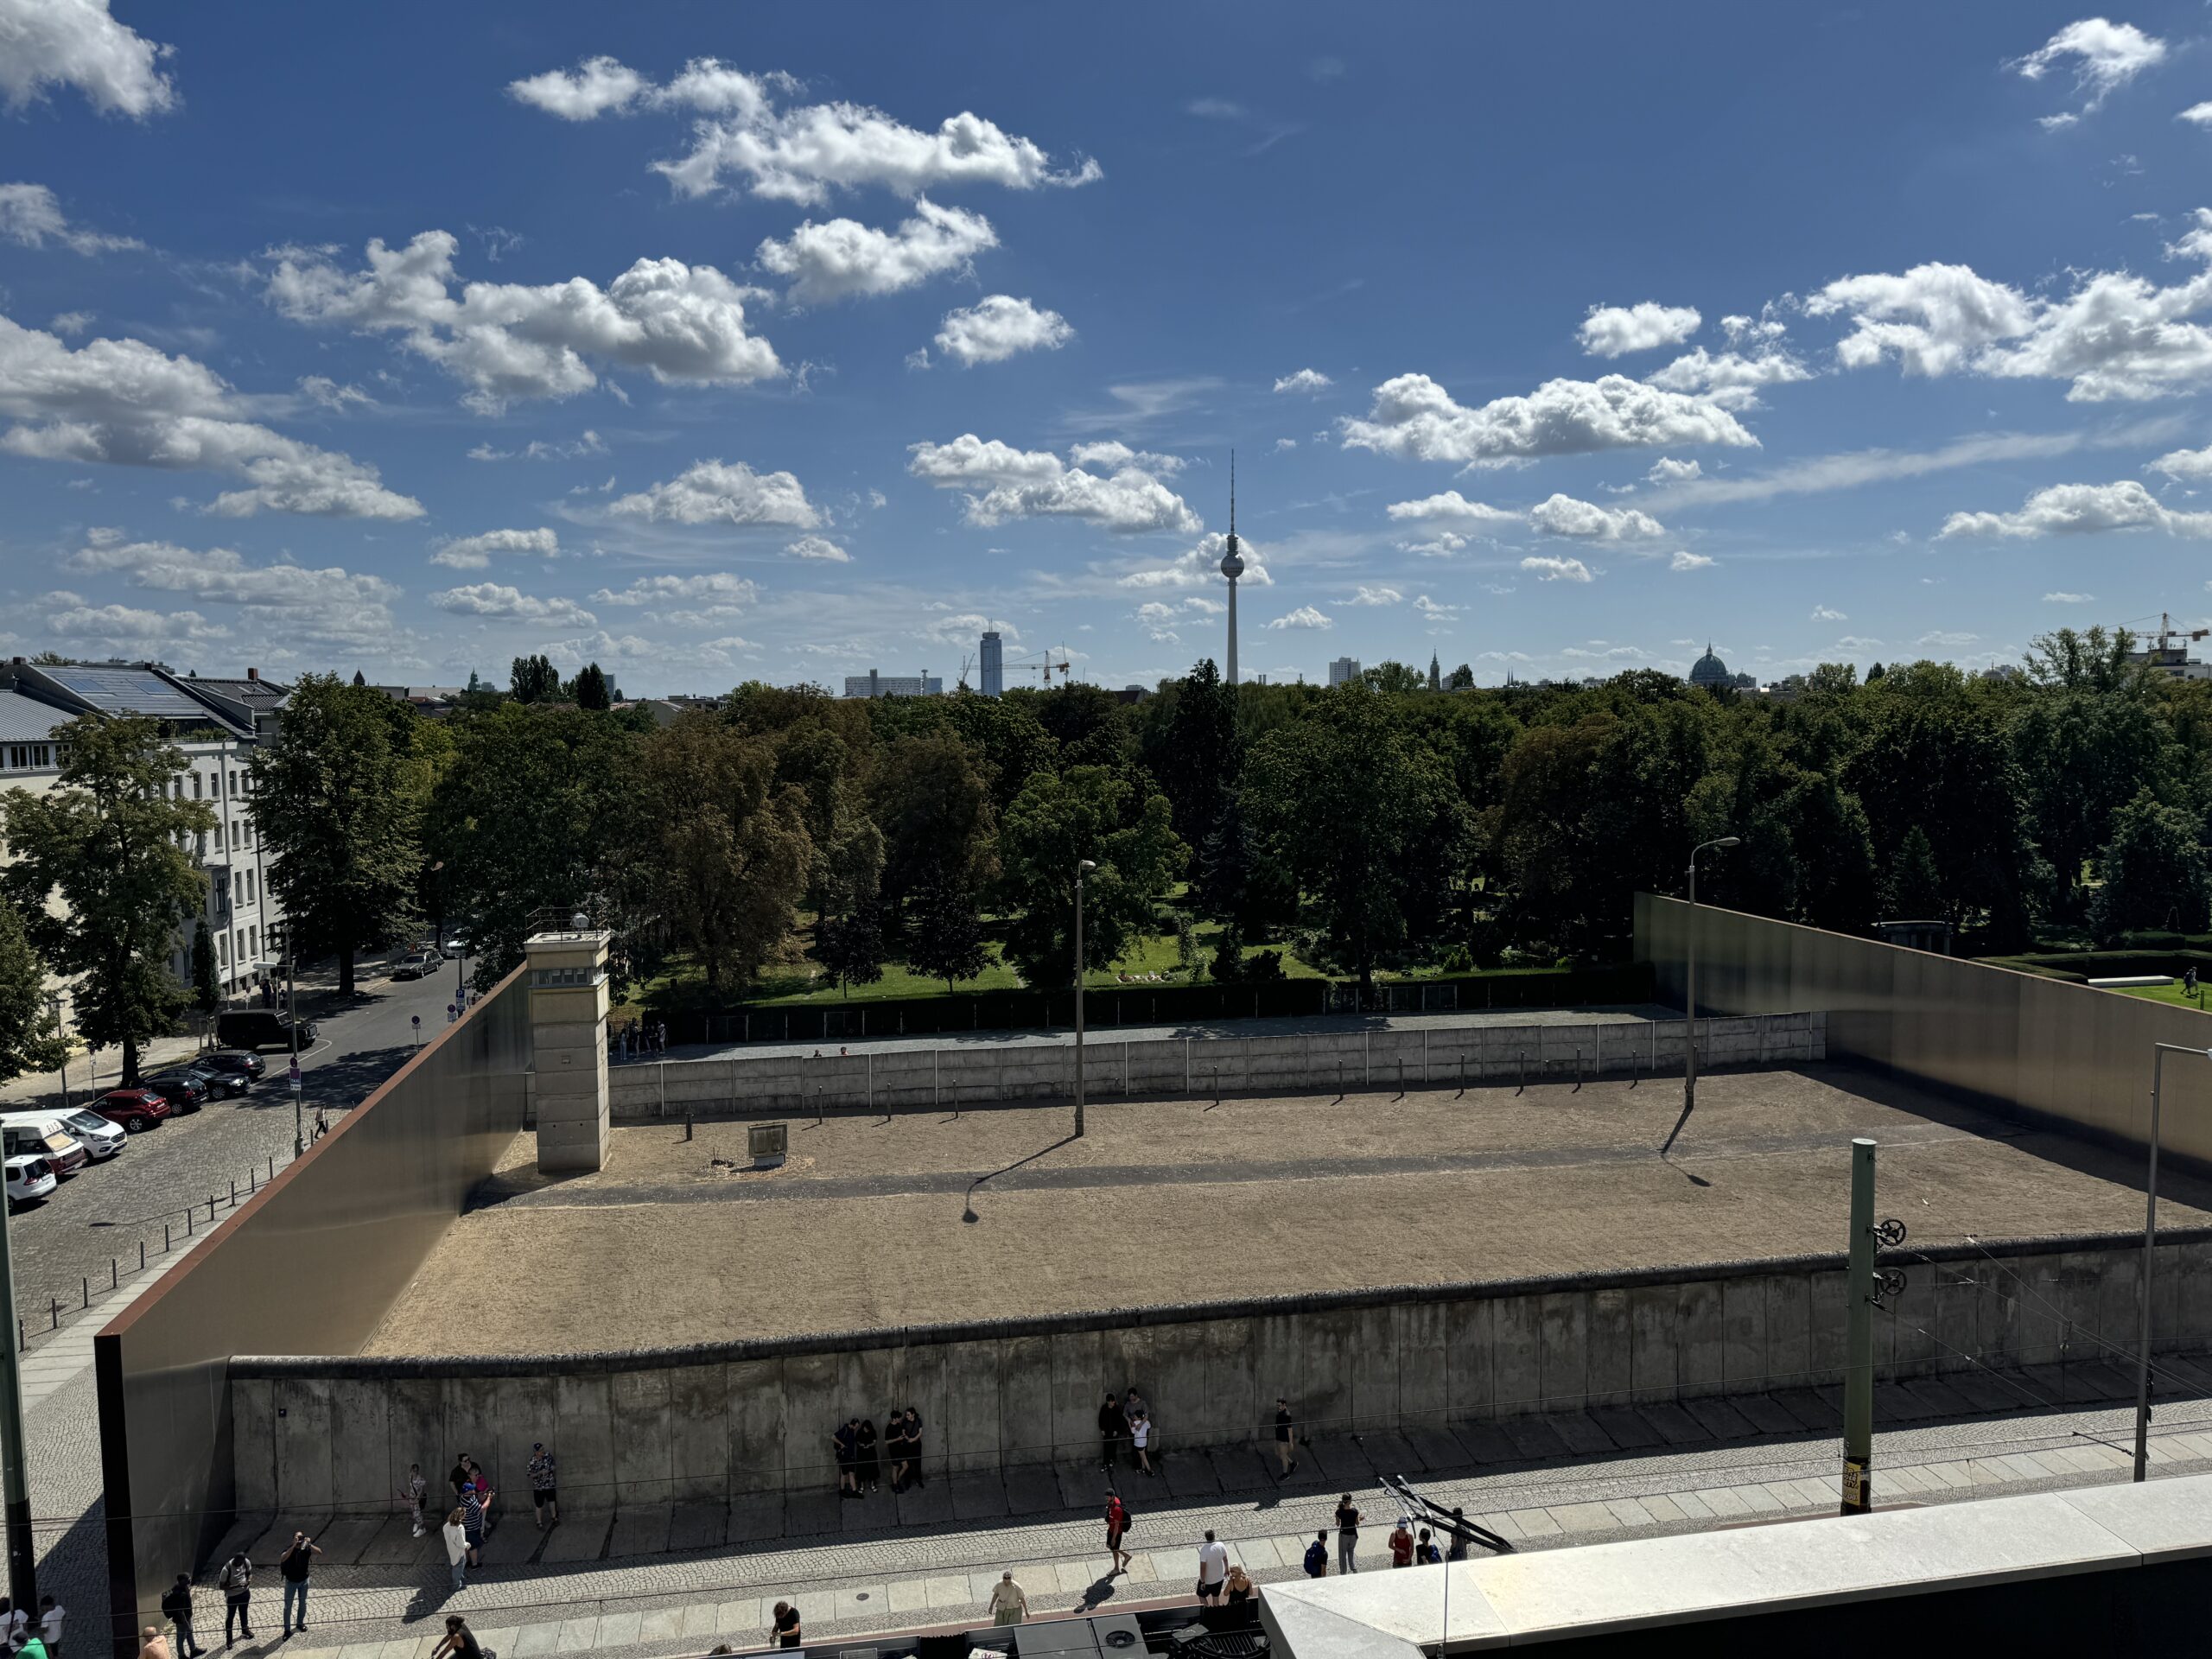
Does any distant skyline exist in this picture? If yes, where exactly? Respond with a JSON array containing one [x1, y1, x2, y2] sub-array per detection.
[[5, 3, 2212, 693]]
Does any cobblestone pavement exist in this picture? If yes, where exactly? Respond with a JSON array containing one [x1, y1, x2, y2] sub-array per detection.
[[7, 964, 464, 1347], [669, 1003, 1678, 1063], [135, 1375, 2212, 1659]]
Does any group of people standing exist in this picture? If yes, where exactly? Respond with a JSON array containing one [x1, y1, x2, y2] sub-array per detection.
[[830, 1408, 927, 1497], [1096, 1388, 1156, 1476], [1307, 1495, 1465, 1576]]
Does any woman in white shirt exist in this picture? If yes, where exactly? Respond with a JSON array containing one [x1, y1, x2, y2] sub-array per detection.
[[442, 1509, 469, 1592], [1131, 1409, 1154, 1476]]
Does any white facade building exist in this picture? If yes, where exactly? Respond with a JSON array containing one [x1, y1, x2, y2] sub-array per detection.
[[842, 671, 944, 698], [1328, 656, 1362, 687]]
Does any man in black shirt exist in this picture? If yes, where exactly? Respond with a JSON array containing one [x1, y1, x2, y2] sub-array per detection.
[[1274, 1396, 1299, 1478], [276, 1535, 319, 1636], [772, 1602, 802, 1649], [1097, 1393, 1127, 1471], [157, 1577, 200, 1658]]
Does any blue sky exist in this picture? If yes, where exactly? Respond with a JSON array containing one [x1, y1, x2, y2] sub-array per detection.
[[6, 3, 2212, 695]]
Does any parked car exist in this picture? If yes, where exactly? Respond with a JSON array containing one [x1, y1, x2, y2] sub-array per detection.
[[139, 1072, 209, 1115], [0, 1118, 86, 1177], [441, 932, 470, 959], [194, 1050, 264, 1086], [391, 950, 439, 981], [50, 1109, 125, 1160], [175, 1058, 247, 1098], [5, 1155, 54, 1211], [90, 1089, 171, 1133], [215, 1011, 317, 1052]]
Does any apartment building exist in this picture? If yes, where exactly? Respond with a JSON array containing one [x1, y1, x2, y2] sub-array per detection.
[[0, 659, 290, 1010]]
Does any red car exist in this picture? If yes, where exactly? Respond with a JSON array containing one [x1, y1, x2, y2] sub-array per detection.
[[92, 1089, 172, 1134]]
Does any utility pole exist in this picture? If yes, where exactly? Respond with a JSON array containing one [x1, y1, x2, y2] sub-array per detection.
[[1073, 860, 1096, 1138], [44, 994, 67, 1114], [0, 1128, 32, 1610], [1841, 1136, 1876, 1515], [1661, 835, 1738, 1155], [288, 946, 302, 1158]]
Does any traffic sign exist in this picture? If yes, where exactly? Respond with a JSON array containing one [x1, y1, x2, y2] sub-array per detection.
[[288, 1060, 301, 1092]]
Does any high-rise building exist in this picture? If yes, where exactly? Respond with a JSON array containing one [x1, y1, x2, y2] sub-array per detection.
[[842, 672, 943, 698], [979, 631, 1004, 697], [1329, 656, 1362, 687], [1219, 453, 1243, 686]]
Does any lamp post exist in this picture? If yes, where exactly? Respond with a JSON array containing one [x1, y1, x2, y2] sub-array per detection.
[[1661, 835, 1739, 1156], [287, 943, 302, 1158], [42, 993, 66, 1114], [2136, 1043, 2212, 1479], [1074, 859, 1097, 1138]]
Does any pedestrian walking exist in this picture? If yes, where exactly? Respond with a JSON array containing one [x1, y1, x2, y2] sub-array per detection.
[[137, 1631, 168, 1659], [442, 1508, 470, 1592], [1097, 1391, 1128, 1471], [988, 1573, 1028, 1628], [36, 1598, 63, 1656], [1445, 1508, 1470, 1563], [1195, 1530, 1230, 1604], [1224, 1566, 1254, 1605], [771, 1602, 802, 1649], [429, 1614, 484, 1659], [1335, 1494, 1362, 1574], [832, 1418, 860, 1497], [399, 1463, 429, 1538], [1389, 1517, 1414, 1569], [1415, 1527, 1441, 1566], [216, 1554, 252, 1645], [657, 1021, 667, 1055], [527, 1443, 558, 1529], [1104, 1492, 1132, 1574], [159, 1577, 201, 1658], [1302, 1531, 1329, 1579], [854, 1415, 880, 1493], [276, 1533, 319, 1635], [1274, 1396, 1299, 1478], [461, 1483, 486, 1567], [1130, 1408, 1154, 1477]]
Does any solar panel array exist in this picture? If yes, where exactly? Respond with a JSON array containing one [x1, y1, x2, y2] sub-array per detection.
[[43, 666, 219, 722]]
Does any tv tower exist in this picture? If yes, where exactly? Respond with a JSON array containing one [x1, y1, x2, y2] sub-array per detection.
[[1220, 452, 1243, 686]]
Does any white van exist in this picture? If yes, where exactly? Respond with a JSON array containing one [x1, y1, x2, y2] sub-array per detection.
[[0, 1117, 86, 1177], [11, 1109, 125, 1163]]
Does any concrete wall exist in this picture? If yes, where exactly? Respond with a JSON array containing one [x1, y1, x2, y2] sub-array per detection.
[[228, 1228, 2212, 1516], [98, 969, 532, 1651], [598, 1012, 1826, 1121], [1637, 894, 2212, 1170]]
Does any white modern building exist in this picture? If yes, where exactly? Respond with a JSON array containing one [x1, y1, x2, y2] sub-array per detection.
[[1328, 656, 1362, 687], [842, 671, 944, 698], [978, 632, 1004, 698], [0, 659, 290, 1012]]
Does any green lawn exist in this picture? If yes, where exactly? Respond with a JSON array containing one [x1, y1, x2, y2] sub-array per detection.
[[2112, 982, 2212, 1013]]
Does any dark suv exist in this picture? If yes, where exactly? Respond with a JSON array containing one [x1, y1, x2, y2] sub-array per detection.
[[216, 1010, 318, 1052], [140, 1072, 208, 1114]]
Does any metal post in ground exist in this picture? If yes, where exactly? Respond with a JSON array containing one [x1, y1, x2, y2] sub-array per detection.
[[1841, 1136, 1876, 1515]]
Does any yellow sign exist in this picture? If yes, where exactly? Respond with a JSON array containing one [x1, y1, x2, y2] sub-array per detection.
[[1841, 1457, 1869, 1510]]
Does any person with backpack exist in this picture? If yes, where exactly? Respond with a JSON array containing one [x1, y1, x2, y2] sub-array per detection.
[[1104, 1491, 1132, 1574], [1302, 1530, 1330, 1579], [1415, 1527, 1442, 1565], [217, 1553, 253, 1645]]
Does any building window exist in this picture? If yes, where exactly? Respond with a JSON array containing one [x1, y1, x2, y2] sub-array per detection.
[[230, 823, 240, 849], [228, 770, 238, 794], [243, 821, 253, 849], [245, 869, 255, 904], [248, 925, 257, 959], [235, 928, 245, 963], [193, 772, 203, 799], [217, 933, 228, 966], [195, 831, 207, 857]]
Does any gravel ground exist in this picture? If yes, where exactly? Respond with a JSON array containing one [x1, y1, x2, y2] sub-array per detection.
[[366, 1063, 2210, 1356]]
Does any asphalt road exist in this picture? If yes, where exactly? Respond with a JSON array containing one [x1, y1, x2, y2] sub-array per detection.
[[3, 959, 471, 1328]]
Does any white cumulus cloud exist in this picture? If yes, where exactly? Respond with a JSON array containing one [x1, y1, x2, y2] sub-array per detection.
[[429, 527, 561, 570], [1119, 531, 1272, 589], [1342, 372, 1755, 464], [1938, 478, 2212, 538], [785, 534, 850, 562], [1521, 555, 1594, 582], [1273, 368, 1332, 394], [1647, 456, 1701, 482], [2044, 590, 2097, 602], [590, 573, 760, 608], [1384, 490, 1523, 530], [2150, 442, 2212, 480], [2012, 17, 2167, 126], [928, 295, 1071, 366], [0, 0, 175, 118], [431, 583, 597, 627], [1810, 604, 1847, 620], [607, 459, 820, 528], [65, 536, 405, 653], [1527, 493, 1666, 542], [908, 435, 1198, 532], [1670, 550, 1714, 571], [1351, 585, 1402, 606], [1265, 605, 1332, 631], [755, 200, 995, 306], [1645, 346, 1811, 410], [0, 182, 141, 253], [265, 230, 780, 412], [1578, 302, 1701, 357]]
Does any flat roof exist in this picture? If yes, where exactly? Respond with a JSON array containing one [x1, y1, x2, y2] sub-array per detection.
[[362, 1063, 2212, 1357]]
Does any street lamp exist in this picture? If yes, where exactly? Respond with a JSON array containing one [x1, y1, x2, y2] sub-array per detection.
[[2136, 1043, 2212, 1479], [42, 993, 66, 1114], [1661, 835, 1739, 1156], [1074, 860, 1097, 1139], [287, 941, 302, 1158]]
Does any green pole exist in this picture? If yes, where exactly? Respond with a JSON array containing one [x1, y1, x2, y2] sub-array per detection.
[[0, 1181, 35, 1611], [1841, 1135, 1876, 1515]]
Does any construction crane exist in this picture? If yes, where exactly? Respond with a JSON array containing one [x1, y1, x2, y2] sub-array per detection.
[[2156, 612, 2209, 655], [1012, 647, 1073, 685], [957, 651, 975, 692]]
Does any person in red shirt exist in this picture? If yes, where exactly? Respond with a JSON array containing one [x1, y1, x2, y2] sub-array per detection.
[[1104, 1492, 1131, 1575], [1388, 1517, 1415, 1568]]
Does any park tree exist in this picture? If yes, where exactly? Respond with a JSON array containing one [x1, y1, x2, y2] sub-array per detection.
[[638, 714, 813, 1000], [906, 873, 989, 992], [1362, 661, 1427, 696], [0, 715, 213, 1084], [509, 653, 559, 704], [189, 924, 220, 1014], [996, 766, 1185, 986], [869, 730, 995, 908], [1885, 825, 1944, 918], [429, 702, 639, 986], [2090, 792, 2211, 943], [1243, 686, 1463, 995], [0, 899, 65, 1085], [572, 662, 612, 713], [250, 673, 425, 995], [1446, 664, 1475, 690], [1145, 660, 1241, 859], [817, 900, 886, 997]]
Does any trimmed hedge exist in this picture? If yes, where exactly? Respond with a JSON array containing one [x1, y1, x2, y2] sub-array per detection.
[[663, 961, 1655, 1046], [1978, 949, 2212, 985]]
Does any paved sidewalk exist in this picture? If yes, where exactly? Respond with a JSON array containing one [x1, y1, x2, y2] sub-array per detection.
[[184, 1377, 2212, 1659]]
